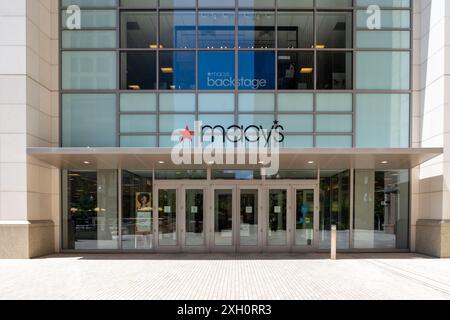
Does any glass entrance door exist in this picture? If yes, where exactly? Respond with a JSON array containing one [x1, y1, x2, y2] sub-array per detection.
[[266, 188, 290, 251], [238, 187, 261, 252], [293, 187, 318, 251], [181, 187, 207, 252], [211, 187, 236, 252], [156, 188, 179, 251]]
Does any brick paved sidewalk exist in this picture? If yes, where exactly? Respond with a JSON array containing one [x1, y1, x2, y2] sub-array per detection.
[[0, 253, 450, 300]]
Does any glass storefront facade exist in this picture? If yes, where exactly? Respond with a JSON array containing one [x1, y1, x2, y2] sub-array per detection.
[[59, 0, 412, 252]]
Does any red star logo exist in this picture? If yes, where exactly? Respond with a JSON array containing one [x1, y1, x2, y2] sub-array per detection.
[[179, 126, 194, 142]]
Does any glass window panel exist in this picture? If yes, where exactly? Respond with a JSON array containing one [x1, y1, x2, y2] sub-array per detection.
[[120, 170, 153, 250], [357, 10, 410, 29], [317, 0, 352, 7], [120, 52, 157, 90], [295, 189, 315, 246], [62, 51, 116, 90], [159, 114, 196, 133], [268, 190, 288, 246], [159, 93, 196, 112], [316, 135, 353, 148], [320, 170, 350, 249], [199, 0, 235, 7], [357, 31, 410, 49], [239, 93, 274, 112], [120, 115, 157, 133], [277, 115, 313, 132], [316, 12, 352, 48], [316, 93, 352, 112], [316, 115, 352, 133], [198, 93, 235, 112], [63, 0, 117, 6], [214, 189, 234, 246], [239, 114, 275, 128], [353, 170, 409, 249], [158, 189, 178, 246], [198, 51, 236, 90], [212, 170, 261, 180], [281, 135, 314, 148], [185, 189, 205, 246], [62, 31, 116, 49], [120, 93, 157, 112], [159, 11, 196, 48], [159, 0, 196, 8], [121, 11, 158, 48], [240, 189, 259, 246], [277, 93, 313, 112], [277, 0, 314, 8], [266, 170, 318, 180], [159, 51, 196, 90], [356, 0, 410, 8], [120, 135, 157, 147], [199, 114, 235, 128], [239, 51, 275, 90], [238, 11, 275, 49], [198, 11, 235, 48], [317, 52, 352, 90], [239, 0, 274, 7], [62, 94, 116, 147], [278, 51, 314, 90], [356, 51, 410, 90], [356, 94, 410, 148], [277, 12, 314, 48], [61, 10, 116, 28], [62, 170, 118, 250], [155, 170, 207, 179]]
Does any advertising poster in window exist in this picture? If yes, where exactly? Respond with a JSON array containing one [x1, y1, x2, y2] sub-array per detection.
[[136, 192, 152, 233]]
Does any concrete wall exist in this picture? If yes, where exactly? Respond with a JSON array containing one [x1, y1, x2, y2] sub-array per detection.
[[0, 0, 59, 258], [412, 0, 450, 257]]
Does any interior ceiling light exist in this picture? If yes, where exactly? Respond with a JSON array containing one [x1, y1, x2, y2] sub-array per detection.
[[161, 67, 174, 73], [300, 68, 313, 74], [149, 44, 163, 49], [312, 44, 326, 49], [128, 85, 141, 90]]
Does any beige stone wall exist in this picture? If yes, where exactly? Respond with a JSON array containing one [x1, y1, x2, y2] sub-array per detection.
[[0, 0, 59, 258], [412, 0, 450, 257]]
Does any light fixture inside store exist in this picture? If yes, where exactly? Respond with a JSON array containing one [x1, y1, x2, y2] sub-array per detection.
[[158, 161, 165, 164], [128, 85, 141, 90], [300, 68, 313, 74], [161, 67, 174, 73], [308, 161, 315, 164], [312, 44, 326, 49], [83, 161, 91, 165], [381, 160, 389, 164]]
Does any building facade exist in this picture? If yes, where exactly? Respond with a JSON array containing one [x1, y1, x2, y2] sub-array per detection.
[[0, 0, 449, 258]]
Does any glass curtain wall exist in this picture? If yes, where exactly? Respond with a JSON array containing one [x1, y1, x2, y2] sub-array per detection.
[[60, 1, 414, 149], [62, 170, 119, 250]]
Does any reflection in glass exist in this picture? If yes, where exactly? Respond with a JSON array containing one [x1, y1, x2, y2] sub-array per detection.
[[278, 51, 314, 90], [158, 189, 177, 246], [199, 11, 235, 48], [277, 12, 313, 48], [354, 170, 409, 249], [316, 12, 352, 48], [121, 170, 153, 250], [185, 189, 205, 246], [159, 11, 196, 48], [239, 51, 275, 90], [198, 51, 236, 90], [320, 170, 350, 249], [121, 11, 157, 48], [268, 190, 287, 246], [295, 189, 314, 246], [159, 51, 196, 90], [317, 52, 352, 90], [214, 189, 233, 246], [238, 11, 275, 49], [240, 190, 258, 246], [121, 52, 156, 90], [62, 170, 118, 250]]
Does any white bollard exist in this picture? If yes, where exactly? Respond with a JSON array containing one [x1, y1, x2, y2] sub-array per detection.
[[331, 225, 337, 260]]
